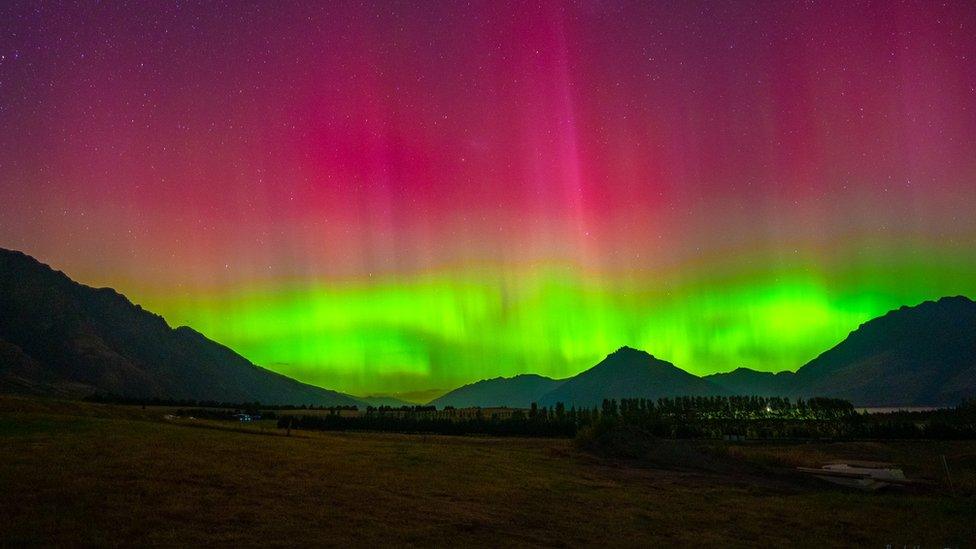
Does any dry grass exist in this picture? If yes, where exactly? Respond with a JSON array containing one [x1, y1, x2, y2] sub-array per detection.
[[726, 440, 976, 493], [0, 396, 974, 547]]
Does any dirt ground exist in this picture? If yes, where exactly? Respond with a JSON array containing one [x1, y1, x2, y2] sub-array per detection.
[[1, 396, 973, 547]]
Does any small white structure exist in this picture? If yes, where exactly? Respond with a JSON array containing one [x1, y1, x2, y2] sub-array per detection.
[[797, 460, 914, 491]]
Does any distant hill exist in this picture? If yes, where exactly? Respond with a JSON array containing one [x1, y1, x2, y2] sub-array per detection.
[[429, 374, 564, 408], [791, 296, 976, 406], [0, 248, 361, 406], [538, 347, 720, 408], [359, 388, 447, 406], [705, 368, 796, 397], [358, 395, 416, 408]]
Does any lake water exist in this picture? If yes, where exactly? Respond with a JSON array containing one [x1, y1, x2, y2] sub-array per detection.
[[857, 406, 942, 414]]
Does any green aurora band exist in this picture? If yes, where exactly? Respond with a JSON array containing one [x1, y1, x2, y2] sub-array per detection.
[[139, 252, 976, 395]]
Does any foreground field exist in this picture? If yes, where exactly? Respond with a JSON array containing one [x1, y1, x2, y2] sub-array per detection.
[[0, 397, 974, 547]]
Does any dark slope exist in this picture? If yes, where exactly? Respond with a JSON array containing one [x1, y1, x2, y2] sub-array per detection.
[[538, 347, 720, 408], [705, 368, 797, 397], [0, 248, 361, 405], [429, 374, 564, 408], [792, 296, 976, 406]]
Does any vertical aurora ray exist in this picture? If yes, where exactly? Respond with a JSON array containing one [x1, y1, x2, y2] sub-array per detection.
[[0, 1, 974, 394]]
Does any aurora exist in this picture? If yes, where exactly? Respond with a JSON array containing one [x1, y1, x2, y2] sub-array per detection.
[[0, 1, 974, 395], [136, 252, 974, 394]]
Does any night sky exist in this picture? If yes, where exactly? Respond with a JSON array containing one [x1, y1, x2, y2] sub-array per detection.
[[1, 1, 974, 395]]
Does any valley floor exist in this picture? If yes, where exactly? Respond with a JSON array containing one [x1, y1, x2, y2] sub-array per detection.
[[0, 396, 974, 547]]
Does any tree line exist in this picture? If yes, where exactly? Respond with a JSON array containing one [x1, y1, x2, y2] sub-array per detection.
[[279, 396, 976, 441], [87, 391, 976, 441]]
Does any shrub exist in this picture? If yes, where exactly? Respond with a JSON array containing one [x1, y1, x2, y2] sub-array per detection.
[[575, 419, 656, 459]]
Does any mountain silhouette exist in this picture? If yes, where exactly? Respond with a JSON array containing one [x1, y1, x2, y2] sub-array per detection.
[[702, 297, 976, 406], [429, 374, 565, 408], [0, 248, 361, 406], [428, 295, 976, 408], [537, 347, 720, 408], [4, 248, 974, 408], [790, 296, 976, 406], [705, 367, 796, 397]]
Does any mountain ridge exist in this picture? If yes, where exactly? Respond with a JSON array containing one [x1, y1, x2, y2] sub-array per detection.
[[424, 298, 976, 408], [0, 248, 362, 406], [537, 346, 721, 408], [3, 248, 974, 408], [789, 295, 976, 406], [430, 373, 565, 409], [705, 367, 797, 397]]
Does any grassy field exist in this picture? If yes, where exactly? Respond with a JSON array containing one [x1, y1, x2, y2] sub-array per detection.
[[1, 396, 974, 547]]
